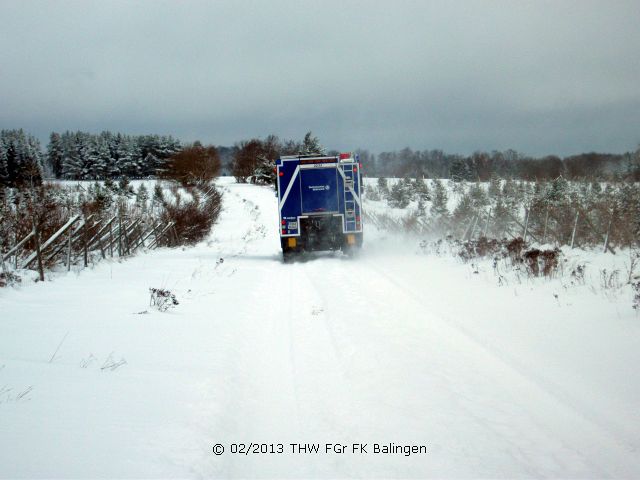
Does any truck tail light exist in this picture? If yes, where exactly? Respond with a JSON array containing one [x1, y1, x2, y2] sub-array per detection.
[[279, 172, 284, 176], [281, 219, 286, 225]]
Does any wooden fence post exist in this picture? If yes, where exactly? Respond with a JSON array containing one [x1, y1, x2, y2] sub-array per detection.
[[542, 206, 549, 244], [118, 215, 123, 257], [66, 228, 72, 271], [32, 224, 44, 282], [82, 219, 88, 267], [570, 211, 580, 249], [0, 239, 6, 273], [523, 208, 530, 242], [123, 218, 130, 255], [603, 212, 613, 254], [171, 225, 179, 246], [13, 231, 18, 269], [109, 221, 113, 257], [483, 209, 491, 237], [469, 215, 479, 240], [462, 215, 476, 241], [96, 220, 106, 259]]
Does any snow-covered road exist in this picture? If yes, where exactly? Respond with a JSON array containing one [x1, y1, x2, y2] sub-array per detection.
[[2, 179, 639, 478]]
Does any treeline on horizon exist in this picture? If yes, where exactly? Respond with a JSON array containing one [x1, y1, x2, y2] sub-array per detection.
[[358, 147, 640, 182], [1, 128, 639, 189]]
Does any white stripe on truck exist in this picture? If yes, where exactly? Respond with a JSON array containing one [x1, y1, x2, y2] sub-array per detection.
[[279, 165, 300, 211]]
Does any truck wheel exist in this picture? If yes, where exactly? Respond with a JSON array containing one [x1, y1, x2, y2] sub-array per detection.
[[342, 244, 360, 258], [283, 250, 295, 263]]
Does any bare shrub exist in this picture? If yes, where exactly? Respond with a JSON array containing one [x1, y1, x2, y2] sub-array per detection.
[[458, 236, 502, 262], [600, 269, 622, 290], [570, 264, 586, 285], [149, 287, 179, 312], [506, 237, 526, 263], [160, 184, 222, 245], [523, 248, 561, 277]]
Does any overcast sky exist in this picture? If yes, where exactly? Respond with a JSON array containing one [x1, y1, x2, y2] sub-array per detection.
[[1, 0, 639, 156]]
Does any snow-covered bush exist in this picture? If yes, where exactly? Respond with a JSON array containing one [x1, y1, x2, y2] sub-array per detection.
[[149, 287, 179, 312]]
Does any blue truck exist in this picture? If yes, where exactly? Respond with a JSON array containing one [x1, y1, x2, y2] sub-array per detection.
[[276, 152, 363, 260]]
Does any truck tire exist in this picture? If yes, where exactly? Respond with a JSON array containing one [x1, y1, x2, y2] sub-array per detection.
[[283, 249, 295, 263]]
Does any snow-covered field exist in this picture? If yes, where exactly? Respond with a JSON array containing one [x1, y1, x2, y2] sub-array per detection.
[[1, 177, 639, 478]]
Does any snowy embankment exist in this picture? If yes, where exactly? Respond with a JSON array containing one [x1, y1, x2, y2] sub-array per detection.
[[1, 178, 639, 478]]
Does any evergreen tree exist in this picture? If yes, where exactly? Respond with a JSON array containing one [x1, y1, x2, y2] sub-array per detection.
[[47, 132, 64, 178], [401, 176, 415, 201], [430, 179, 450, 227], [117, 176, 134, 196], [143, 152, 161, 176], [412, 178, 430, 201], [377, 176, 389, 199], [469, 182, 489, 209], [501, 177, 517, 207], [128, 138, 142, 177], [416, 196, 427, 217], [115, 135, 134, 177], [300, 131, 324, 155], [546, 176, 569, 205], [0, 140, 8, 186], [62, 132, 82, 179], [251, 134, 279, 186], [94, 138, 112, 179], [488, 176, 501, 198], [253, 155, 276, 185], [450, 158, 471, 182], [0, 129, 43, 186], [135, 183, 149, 211], [152, 183, 165, 207], [453, 192, 474, 226], [491, 197, 513, 238], [76, 132, 92, 179], [388, 181, 410, 208], [104, 176, 117, 193]]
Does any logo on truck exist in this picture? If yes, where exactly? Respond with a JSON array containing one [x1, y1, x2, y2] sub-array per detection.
[[308, 184, 331, 191]]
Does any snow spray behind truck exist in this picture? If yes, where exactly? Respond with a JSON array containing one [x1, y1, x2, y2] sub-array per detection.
[[276, 153, 363, 261]]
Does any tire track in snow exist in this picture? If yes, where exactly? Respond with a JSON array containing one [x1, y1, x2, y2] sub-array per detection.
[[285, 262, 366, 478], [299, 257, 561, 476], [361, 255, 638, 477]]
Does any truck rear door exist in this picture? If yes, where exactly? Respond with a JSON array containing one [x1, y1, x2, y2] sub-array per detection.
[[300, 166, 339, 214]]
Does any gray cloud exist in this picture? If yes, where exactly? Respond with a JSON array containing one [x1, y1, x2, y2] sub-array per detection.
[[1, 0, 639, 155]]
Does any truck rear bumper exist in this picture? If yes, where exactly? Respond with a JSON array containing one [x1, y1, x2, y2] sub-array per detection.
[[281, 215, 362, 253]]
